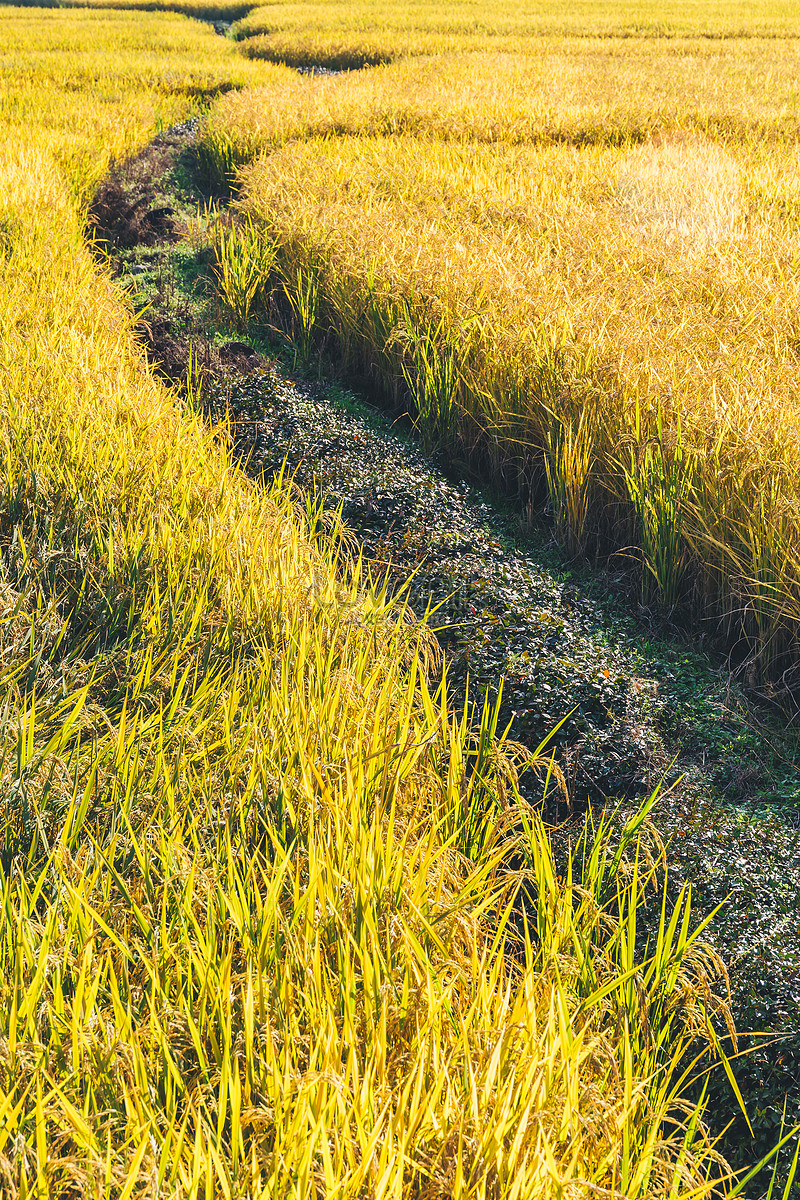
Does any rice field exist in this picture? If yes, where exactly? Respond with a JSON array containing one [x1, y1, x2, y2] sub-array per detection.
[[0, 4, 276, 199], [197, 42, 800, 689], [203, 39, 800, 153], [0, 4, 781, 1196], [11, 0, 250, 18], [231, 0, 800, 69]]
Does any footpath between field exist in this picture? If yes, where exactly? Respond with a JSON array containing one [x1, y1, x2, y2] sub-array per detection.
[[93, 119, 800, 1172]]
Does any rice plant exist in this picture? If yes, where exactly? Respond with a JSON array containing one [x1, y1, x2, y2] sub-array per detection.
[[623, 408, 695, 606], [212, 212, 277, 329], [231, 0, 800, 69], [280, 263, 319, 362], [0, 5, 273, 202], [200, 102, 800, 678], [2, 5, 798, 1192], [184, 340, 205, 411], [203, 44, 800, 160], [400, 301, 462, 446], [544, 405, 596, 558]]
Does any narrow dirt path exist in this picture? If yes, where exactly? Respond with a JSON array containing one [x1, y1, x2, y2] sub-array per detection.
[[89, 121, 800, 1164]]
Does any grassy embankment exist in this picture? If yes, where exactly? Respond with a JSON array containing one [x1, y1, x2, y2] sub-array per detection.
[[198, 39, 800, 691], [0, 7, 771, 1196]]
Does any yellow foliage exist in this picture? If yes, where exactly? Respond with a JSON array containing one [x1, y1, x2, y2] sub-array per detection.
[[0, 4, 773, 1194], [0, 133, 741, 1199], [205, 40, 800, 157], [201, 48, 800, 669], [234, 0, 800, 67], [0, 4, 285, 198]]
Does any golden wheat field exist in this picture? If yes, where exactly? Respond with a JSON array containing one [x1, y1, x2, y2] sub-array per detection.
[[0, 0, 798, 1196]]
